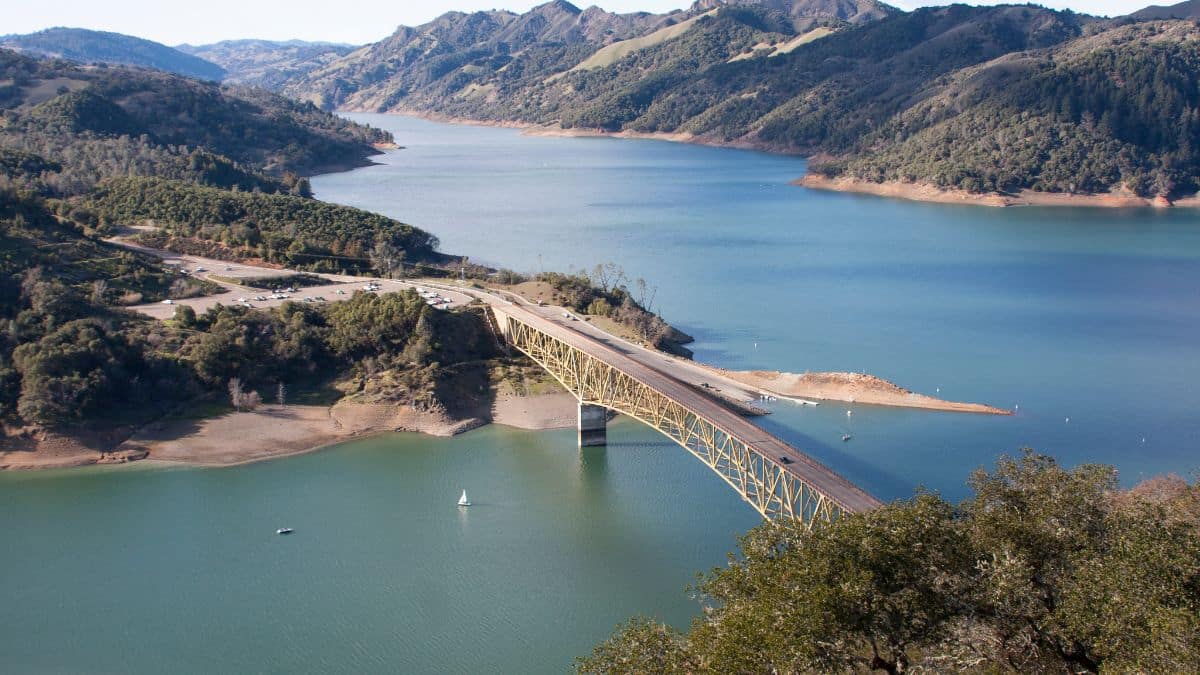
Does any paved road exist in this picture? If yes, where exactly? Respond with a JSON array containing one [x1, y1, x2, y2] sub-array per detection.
[[425, 282, 883, 514], [113, 245, 471, 320], [110, 241, 878, 511]]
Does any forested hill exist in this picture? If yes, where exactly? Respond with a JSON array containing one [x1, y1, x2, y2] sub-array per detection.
[[813, 20, 1200, 199], [0, 49, 392, 196], [177, 40, 356, 90], [0, 28, 224, 81], [276, 1, 1200, 200], [278, 0, 893, 109]]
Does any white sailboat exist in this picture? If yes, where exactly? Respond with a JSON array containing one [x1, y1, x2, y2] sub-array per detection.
[[842, 410, 854, 442], [458, 490, 471, 507]]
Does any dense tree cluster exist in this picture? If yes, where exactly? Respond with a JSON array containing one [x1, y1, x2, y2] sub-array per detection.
[[88, 177, 441, 273], [0, 190, 488, 428], [0, 190, 220, 307], [580, 451, 1200, 674], [536, 269, 694, 356], [3, 270, 495, 428], [820, 21, 1200, 197]]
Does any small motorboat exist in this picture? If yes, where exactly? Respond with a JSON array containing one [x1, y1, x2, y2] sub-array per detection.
[[458, 490, 471, 507], [276, 527, 294, 535], [842, 434, 853, 442]]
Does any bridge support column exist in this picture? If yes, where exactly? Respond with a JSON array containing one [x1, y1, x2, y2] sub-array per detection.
[[577, 403, 607, 447]]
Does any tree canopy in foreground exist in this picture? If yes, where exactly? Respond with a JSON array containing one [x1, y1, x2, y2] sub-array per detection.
[[579, 451, 1200, 673]]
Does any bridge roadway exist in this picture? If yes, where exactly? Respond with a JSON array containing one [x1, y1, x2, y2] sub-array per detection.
[[433, 283, 883, 516]]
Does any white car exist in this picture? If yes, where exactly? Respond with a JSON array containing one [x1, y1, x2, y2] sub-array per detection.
[[161, 299, 174, 305]]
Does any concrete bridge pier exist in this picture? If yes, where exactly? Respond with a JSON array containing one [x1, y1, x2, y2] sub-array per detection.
[[578, 403, 607, 447]]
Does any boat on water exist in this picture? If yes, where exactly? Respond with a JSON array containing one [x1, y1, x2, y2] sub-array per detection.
[[458, 490, 471, 507], [276, 527, 294, 535]]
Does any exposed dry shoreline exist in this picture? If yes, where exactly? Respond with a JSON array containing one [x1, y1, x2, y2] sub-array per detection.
[[0, 392, 580, 471], [371, 109, 1200, 209], [378, 108, 782, 153], [796, 174, 1200, 209], [720, 369, 1011, 415], [0, 368, 1005, 471]]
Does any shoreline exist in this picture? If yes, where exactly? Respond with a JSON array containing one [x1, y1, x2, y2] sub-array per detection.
[[0, 367, 1007, 472], [0, 392, 580, 472], [360, 108, 1199, 210], [795, 174, 1200, 209], [718, 369, 1011, 416], [369, 107, 789, 154]]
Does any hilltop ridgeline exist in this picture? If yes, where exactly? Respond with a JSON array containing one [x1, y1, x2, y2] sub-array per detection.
[[0, 27, 225, 81], [0, 49, 392, 196], [264, 0, 1200, 202]]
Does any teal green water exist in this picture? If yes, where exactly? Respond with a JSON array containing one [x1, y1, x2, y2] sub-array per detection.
[[0, 422, 758, 673], [4, 113, 1200, 673]]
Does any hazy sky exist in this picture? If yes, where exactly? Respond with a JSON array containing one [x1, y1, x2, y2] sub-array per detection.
[[7, 0, 1162, 46]]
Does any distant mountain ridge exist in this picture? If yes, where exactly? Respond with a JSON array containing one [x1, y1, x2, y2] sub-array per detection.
[[1130, 0, 1200, 19], [0, 27, 224, 80], [278, 0, 878, 109], [177, 40, 356, 90], [268, 1, 1200, 200], [691, 0, 898, 26]]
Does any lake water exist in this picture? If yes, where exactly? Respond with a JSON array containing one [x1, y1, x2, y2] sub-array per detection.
[[317, 115, 1200, 500], [3, 114, 1199, 673]]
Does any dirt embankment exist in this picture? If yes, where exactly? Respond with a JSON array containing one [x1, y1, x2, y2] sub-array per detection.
[[721, 370, 1011, 415], [0, 389, 578, 471], [0, 426, 147, 470], [796, 174, 1200, 208]]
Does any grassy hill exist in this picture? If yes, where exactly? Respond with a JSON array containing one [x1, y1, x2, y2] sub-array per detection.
[[0, 27, 224, 81]]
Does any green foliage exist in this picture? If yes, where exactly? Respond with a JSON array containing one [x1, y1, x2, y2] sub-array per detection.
[[582, 451, 1200, 673], [88, 177, 440, 273], [11, 319, 139, 424], [577, 618, 694, 675], [537, 269, 693, 356], [0, 189, 221, 308], [823, 22, 1200, 197], [585, 298, 613, 317]]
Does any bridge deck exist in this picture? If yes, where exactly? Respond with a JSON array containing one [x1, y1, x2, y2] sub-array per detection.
[[494, 301, 882, 515]]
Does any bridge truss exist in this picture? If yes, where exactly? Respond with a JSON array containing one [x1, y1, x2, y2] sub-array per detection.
[[503, 315, 849, 524]]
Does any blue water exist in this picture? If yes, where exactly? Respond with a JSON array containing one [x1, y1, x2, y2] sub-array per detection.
[[316, 114, 1200, 501], [3, 113, 1198, 674]]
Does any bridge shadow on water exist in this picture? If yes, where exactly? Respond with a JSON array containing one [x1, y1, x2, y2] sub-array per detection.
[[751, 414, 912, 504]]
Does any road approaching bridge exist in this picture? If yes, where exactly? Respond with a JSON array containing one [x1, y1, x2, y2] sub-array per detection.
[[470, 290, 882, 524]]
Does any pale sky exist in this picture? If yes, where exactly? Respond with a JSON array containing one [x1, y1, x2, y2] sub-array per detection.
[[6, 0, 1163, 46]]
